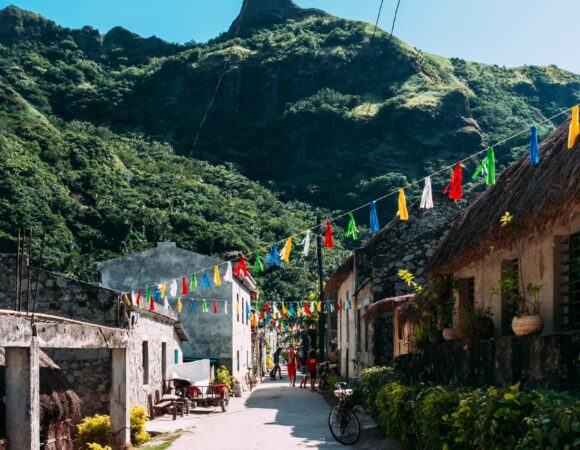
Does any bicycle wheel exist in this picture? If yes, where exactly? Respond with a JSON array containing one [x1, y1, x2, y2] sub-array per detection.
[[315, 377, 328, 394], [328, 405, 361, 445], [244, 373, 251, 391]]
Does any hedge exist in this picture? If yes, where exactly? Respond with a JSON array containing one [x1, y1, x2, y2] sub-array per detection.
[[357, 367, 580, 450]]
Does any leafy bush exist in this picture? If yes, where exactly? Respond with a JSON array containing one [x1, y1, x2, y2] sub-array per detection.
[[376, 382, 421, 446], [358, 366, 396, 417], [76, 406, 150, 449], [456, 306, 495, 343], [215, 365, 234, 395]]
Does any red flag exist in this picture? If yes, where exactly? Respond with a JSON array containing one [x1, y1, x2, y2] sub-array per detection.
[[150, 296, 156, 311], [336, 300, 342, 312], [265, 302, 270, 314], [304, 303, 312, 316], [259, 312, 264, 321], [136, 289, 141, 306], [182, 276, 188, 295], [444, 163, 463, 200], [213, 300, 217, 314], [324, 220, 334, 249], [233, 255, 249, 278]]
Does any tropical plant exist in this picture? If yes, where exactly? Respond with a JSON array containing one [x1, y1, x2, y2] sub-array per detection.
[[456, 306, 495, 342], [214, 365, 234, 395]]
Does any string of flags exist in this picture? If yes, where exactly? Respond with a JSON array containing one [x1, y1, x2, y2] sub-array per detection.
[[125, 105, 577, 310]]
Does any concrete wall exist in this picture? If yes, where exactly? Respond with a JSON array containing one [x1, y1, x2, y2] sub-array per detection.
[[395, 331, 580, 391], [451, 214, 580, 335], [353, 282, 374, 376], [337, 272, 356, 378], [231, 279, 253, 382]]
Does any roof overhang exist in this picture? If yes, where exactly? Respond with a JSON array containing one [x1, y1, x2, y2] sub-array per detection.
[[361, 294, 415, 324]]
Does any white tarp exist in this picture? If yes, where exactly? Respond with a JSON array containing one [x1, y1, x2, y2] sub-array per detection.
[[170, 359, 211, 386]]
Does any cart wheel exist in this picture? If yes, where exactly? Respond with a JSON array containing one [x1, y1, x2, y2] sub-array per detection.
[[221, 391, 230, 412]]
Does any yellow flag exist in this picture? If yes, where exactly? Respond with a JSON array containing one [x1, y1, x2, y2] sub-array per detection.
[[568, 105, 580, 149], [316, 301, 321, 312], [214, 265, 222, 286], [177, 297, 182, 313], [160, 282, 167, 298], [352, 299, 356, 309], [122, 293, 131, 306], [281, 237, 292, 262], [297, 308, 302, 318], [398, 189, 409, 221], [282, 303, 287, 315]]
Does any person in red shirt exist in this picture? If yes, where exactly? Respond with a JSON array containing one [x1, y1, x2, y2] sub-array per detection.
[[286, 345, 298, 387], [307, 349, 319, 391]]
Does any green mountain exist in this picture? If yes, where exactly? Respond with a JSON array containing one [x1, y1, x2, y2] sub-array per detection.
[[0, 3, 579, 285]]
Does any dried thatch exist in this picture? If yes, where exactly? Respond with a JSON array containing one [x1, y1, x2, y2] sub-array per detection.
[[362, 294, 415, 324], [0, 348, 81, 449], [427, 119, 580, 274]]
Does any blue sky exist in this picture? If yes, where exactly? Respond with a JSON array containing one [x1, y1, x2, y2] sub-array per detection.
[[2, 0, 580, 73]]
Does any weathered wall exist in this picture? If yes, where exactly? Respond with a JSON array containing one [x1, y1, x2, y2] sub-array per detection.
[[0, 254, 120, 327], [395, 332, 580, 391], [353, 282, 374, 375], [452, 214, 580, 335], [45, 349, 111, 416], [231, 279, 253, 382], [337, 272, 355, 378]]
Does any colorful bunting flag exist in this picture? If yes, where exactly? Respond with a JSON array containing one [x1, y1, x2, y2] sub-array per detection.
[[189, 274, 197, 292], [153, 288, 161, 302], [213, 266, 222, 286], [266, 244, 281, 267], [170, 279, 178, 297], [202, 299, 208, 313], [265, 302, 270, 314], [234, 255, 249, 278], [122, 293, 131, 307], [223, 262, 233, 282], [280, 238, 293, 262], [190, 299, 195, 313], [177, 297, 182, 314], [472, 147, 496, 185], [324, 220, 334, 249], [246, 302, 251, 317], [163, 296, 169, 310], [344, 213, 358, 239], [200, 271, 211, 288], [568, 105, 580, 149], [182, 276, 188, 296], [444, 163, 463, 200], [420, 177, 434, 209], [254, 253, 264, 274], [225, 301, 228, 315], [146, 287, 151, 303], [397, 189, 409, 221], [530, 125, 540, 165], [316, 301, 321, 313], [281, 303, 287, 317], [213, 300, 218, 314], [160, 282, 167, 298], [301, 231, 311, 257], [369, 201, 380, 233]]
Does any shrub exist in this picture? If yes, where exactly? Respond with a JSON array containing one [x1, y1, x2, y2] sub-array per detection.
[[358, 366, 396, 417], [215, 365, 234, 394], [76, 407, 150, 449], [266, 354, 273, 370], [375, 382, 421, 447], [456, 306, 495, 343]]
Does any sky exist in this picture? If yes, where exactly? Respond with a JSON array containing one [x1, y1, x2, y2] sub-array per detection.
[[2, 0, 580, 73]]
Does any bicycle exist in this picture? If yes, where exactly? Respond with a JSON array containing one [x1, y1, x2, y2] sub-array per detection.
[[244, 367, 255, 392], [315, 361, 330, 394], [328, 382, 361, 445]]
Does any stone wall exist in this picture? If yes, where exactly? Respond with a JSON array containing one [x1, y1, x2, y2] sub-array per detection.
[[45, 349, 111, 416], [0, 254, 121, 327], [394, 332, 580, 391]]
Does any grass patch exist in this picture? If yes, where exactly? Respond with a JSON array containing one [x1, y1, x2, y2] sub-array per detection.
[[137, 432, 181, 450]]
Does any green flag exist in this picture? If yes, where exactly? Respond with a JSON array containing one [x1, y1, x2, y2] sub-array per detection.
[[344, 212, 358, 239], [472, 147, 496, 185]]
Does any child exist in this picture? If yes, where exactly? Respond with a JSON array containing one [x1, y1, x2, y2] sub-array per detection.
[[299, 356, 309, 388], [307, 349, 319, 391]]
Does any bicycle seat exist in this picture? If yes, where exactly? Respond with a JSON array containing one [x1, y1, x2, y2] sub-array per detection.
[[333, 388, 353, 398], [335, 382, 348, 390]]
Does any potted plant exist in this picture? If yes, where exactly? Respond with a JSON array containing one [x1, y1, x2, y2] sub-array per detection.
[[494, 212, 544, 336]]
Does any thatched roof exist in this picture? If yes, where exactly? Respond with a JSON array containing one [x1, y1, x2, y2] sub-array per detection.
[[362, 294, 415, 324], [324, 255, 353, 298], [427, 119, 580, 274], [0, 348, 81, 436]]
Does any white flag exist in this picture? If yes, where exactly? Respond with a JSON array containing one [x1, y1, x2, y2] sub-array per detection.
[[224, 301, 228, 315], [420, 176, 434, 209], [131, 291, 137, 306], [301, 231, 311, 257], [170, 279, 178, 297], [223, 262, 233, 282], [163, 296, 169, 310]]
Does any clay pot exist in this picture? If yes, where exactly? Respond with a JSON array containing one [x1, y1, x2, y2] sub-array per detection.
[[512, 315, 544, 336], [442, 328, 458, 341], [428, 329, 443, 344]]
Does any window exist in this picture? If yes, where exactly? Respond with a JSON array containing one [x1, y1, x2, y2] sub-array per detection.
[[142, 341, 149, 385], [161, 342, 167, 381], [501, 259, 519, 335], [174, 349, 180, 364], [458, 277, 475, 313], [236, 293, 240, 322], [237, 350, 240, 372], [562, 232, 580, 330]]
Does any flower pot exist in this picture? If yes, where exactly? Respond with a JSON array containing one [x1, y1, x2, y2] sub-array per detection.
[[511, 315, 544, 336], [428, 329, 443, 344], [233, 383, 242, 397], [442, 328, 458, 341]]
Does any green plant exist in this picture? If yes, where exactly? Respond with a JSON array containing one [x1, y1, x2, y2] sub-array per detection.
[[358, 366, 397, 417], [130, 406, 151, 446], [456, 306, 495, 343], [409, 320, 432, 351], [375, 382, 419, 446], [214, 365, 234, 395], [492, 266, 543, 317], [86, 444, 111, 450]]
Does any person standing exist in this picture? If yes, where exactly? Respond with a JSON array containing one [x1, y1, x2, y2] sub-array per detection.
[[307, 349, 319, 391], [286, 345, 298, 387], [299, 355, 309, 388], [272, 347, 282, 379]]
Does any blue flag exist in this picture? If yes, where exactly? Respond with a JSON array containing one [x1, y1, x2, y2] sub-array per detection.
[[530, 125, 540, 166], [370, 201, 380, 233], [200, 270, 211, 288], [265, 244, 281, 267], [190, 299, 195, 313], [245, 302, 251, 317]]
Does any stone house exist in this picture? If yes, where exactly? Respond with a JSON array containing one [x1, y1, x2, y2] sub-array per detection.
[[96, 242, 256, 382], [0, 254, 187, 417], [427, 120, 580, 335], [326, 193, 463, 376]]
